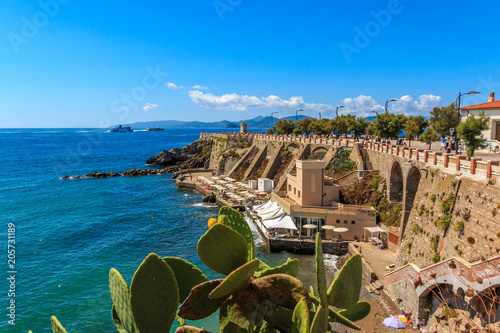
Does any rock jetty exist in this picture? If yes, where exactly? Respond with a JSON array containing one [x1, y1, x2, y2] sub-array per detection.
[[146, 140, 210, 172], [62, 168, 169, 179]]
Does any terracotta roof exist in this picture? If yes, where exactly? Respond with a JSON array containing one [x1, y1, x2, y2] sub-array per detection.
[[461, 100, 500, 110]]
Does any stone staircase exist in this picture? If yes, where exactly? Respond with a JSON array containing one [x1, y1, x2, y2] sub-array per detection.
[[273, 144, 310, 191], [321, 146, 337, 165], [262, 142, 284, 179], [365, 279, 384, 294], [243, 145, 267, 180], [227, 143, 256, 177]]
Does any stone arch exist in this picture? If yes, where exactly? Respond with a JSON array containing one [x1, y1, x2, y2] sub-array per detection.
[[401, 165, 421, 235], [311, 145, 328, 153], [468, 285, 500, 320], [287, 142, 300, 155], [388, 160, 404, 202], [418, 283, 455, 321]]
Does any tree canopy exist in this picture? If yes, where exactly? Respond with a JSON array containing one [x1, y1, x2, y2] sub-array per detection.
[[295, 117, 314, 135], [419, 127, 439, 150], [457, 111, 490, 159], [310, 118, 332, 135], [429, 102, 459, 137], [371, 112, 405, 139], [274, 118, 295, 135]]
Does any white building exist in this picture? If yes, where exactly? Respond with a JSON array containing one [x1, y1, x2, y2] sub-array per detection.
[[461, 92, 500, 143]]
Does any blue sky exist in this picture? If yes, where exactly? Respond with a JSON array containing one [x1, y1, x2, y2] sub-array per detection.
[[1, 0, 499, 128]]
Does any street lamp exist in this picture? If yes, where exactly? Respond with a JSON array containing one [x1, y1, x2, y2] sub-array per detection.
[[384, 99, 397, 113], [270, 111, 279, 128], [318, 112, 321, 120], [335, 105, 344, 137], [455, 91, 481, 149], [295, 109, 304, 122]]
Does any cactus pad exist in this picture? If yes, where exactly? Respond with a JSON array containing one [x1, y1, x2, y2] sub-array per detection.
[[163, 256, 208, 303], [112, 305, 128, 333], [218, 206, 255, 260], [315, 233, 327, 305], [254, 258, 300, 278], [259, 322, 277, 333], [219, 288, 264, 333], [310, 304, 329, 333], [51, 316, 68, 333], [174, 325, 211, 332], [327, 254, 362, 309], [109, 268, 138, 333], [251, 274, 311, 309], [338, 301, 371, 322], [197, 223, 248, 275], [130, 253, 179, 333], [292, 300, 310, 333], [210, 259, 260, 299], [178, 279, 226, 320], [309, 294, 360, 330]]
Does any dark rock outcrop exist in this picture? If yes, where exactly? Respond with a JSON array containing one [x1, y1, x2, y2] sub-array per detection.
[[146, 140, 210, 173]]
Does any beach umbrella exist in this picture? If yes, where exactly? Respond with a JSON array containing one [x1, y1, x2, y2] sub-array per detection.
[[202, 186, 211, 190], [302, 224, 317, 229], [321, 225, 336, 230], [333, 227, 348, 233], [382, 316, 407, 329]]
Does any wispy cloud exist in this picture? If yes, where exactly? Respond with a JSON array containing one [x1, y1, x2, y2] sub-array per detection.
[[143, 103, 159, 112], [166, 81, 208, 90], [342, 94, 441, 117]]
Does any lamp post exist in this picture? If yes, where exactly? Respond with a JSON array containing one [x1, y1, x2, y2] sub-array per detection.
[[318, 112, 321, 120], [295, 109, 304, 122], [384, 99, 397, 113], [335, 105, 344, 137], [455, 91, 480, 150], [270, 111, 279, 128]]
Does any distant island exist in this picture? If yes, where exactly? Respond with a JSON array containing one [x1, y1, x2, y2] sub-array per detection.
[[121, 115, 310, 129]]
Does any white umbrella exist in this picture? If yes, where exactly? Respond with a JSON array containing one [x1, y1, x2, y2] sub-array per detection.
[[321, 225, 336, 230], [334, 227, 348, 233], [303, 224, 317, 229]]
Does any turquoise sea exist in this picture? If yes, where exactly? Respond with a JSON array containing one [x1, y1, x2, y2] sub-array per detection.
[[0, 128, 338, 332]]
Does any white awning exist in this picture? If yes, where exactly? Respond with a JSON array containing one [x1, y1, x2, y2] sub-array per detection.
[[253, 200, 271, 211], [363, 226, 388, 233], [260, 207, 285, 221], [263, 215, 298, 230], [256, 201, 278, 214]]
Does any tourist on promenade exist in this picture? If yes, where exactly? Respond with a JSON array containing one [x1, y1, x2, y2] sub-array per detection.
[[440, 136, 446, 150], [446, 145, 451, 154]]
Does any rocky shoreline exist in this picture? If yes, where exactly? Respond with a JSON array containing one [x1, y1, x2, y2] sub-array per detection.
[[62, 139, 212, 179]]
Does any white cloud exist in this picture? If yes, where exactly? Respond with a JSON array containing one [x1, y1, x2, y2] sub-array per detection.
[[186, 89, 442, 116], [166, 82, 180, 89], [391, 94, 442, 115], [143, 103, 159, 112], [192, 84, 208, 90]]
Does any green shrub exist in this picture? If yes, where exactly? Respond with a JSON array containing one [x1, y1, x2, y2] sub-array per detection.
[[410, 224, 423, 233], [440, 194, 456, 214], [402, 261, 408, 266], [430, 235, 439, 252], [430, 194, 436, 203], [436, 214, 452, 230], [453, 221, 464, 233], [431, 253, 441, 263]]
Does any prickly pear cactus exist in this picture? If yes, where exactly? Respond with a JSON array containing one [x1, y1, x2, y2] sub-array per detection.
[[130, 253, 179, 333], [219, 287, 264, 333], [109, 268, 138, 333], [112, 305, 129, 333], [210, 259, 260, 299], [292, 300, 310, 333], [310, 304, 329, 333], [51, 316, 68, 333], [163, 256, 208, 302], [218, 206, 255, 260], [327, 254, 362, 309], [254, 258, 300, 278], [314, 233, 328, 305], [338, 301, 371, 322], [251, 274, 311, 309], [175, 325, 211, 332], [197, 223, 248, 275], [178, 279, 226, 320]]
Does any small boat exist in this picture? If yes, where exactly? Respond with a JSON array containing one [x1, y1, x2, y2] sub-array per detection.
[[147, 128, 164, 131], [109, 125, 133, 132]]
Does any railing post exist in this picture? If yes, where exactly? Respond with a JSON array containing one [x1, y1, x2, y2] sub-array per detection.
[[433, 153, 438, 165], [444, 154, 449, 168], [409, 148, 413, 159], [487, 160, 492, 178], [456, 155, 461, 171], [424, 150, 429, 163], [470, 158, 476, 174]]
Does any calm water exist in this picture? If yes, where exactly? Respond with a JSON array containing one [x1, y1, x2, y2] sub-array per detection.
[[0, 128, 337, 332]]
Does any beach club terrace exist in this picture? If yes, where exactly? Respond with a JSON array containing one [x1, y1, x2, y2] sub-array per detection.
[[247, 159, 378, 254]]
